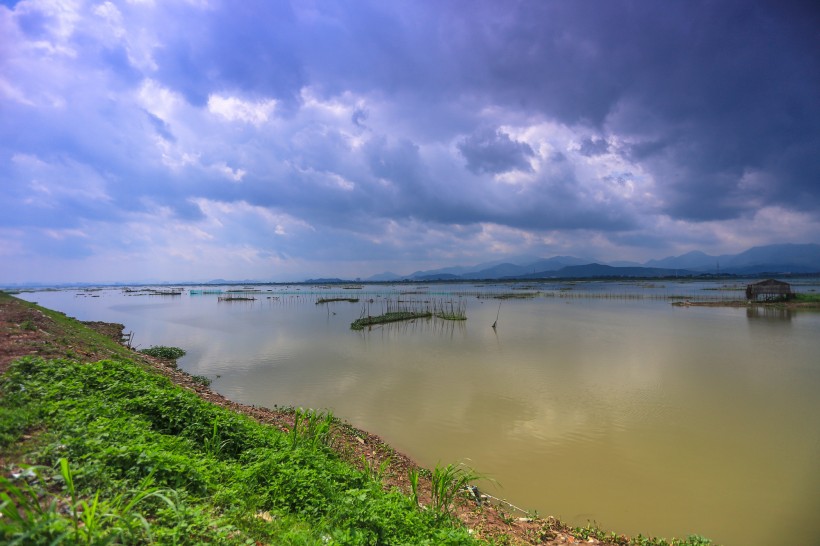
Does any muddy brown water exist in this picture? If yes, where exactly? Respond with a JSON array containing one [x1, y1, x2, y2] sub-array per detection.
[[19, 282, 820, 546]]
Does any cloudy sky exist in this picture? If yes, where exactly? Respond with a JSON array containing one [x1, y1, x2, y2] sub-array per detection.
[[1, 0, 818, 283]]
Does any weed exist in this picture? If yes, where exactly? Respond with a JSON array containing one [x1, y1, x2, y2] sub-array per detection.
[[202, 422, 229, 458], [430, 462, 483, 518], [572, 522, 712, 546], [139, 346, 186, 360], [361, 456, 391, 483], [289, 408, 336, 450], [0, 459, 173, 545], [189, 374, 212, 386], [408, 468, 420, 507], [20, 320, 37, 331]]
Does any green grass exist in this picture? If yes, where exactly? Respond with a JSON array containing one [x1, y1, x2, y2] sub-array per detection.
[[0, 356, 480, 545], [794, 292, 820, 303]]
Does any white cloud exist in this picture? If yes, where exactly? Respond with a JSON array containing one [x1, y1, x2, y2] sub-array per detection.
[[13, 0, 82, 42], [43, 228, 89, 240], [13, 153, 112, 205], [0, 79, 36, 106], [93, 2, 125, 39], [137, 79, 183, 122], [211, 162, 246, 182], [207, 94, 277, 125], [194, 199, 315, 236]]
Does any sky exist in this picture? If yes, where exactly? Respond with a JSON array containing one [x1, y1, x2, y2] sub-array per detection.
[[1, 0, 819, 283]]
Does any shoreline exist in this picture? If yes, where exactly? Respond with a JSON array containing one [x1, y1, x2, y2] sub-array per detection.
[[0, 291, 714, 545], [671, 299, 820, 309]]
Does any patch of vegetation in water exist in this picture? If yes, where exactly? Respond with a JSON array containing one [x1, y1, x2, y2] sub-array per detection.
[[139, 345, 186, 360], [433, 299, 467, 320], [350, 311, 432, 330], [491, 292, 540, 299], [435, 312, 467, 321], [316, 297, 360, 304]]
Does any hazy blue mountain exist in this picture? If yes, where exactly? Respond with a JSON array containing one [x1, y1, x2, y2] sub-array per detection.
[[365, 271, 403, 281], [644, 244, 820, 274], [410, 255, 588, 280], [645, 250, 718, 270], [413, 273, 462, 281], [522, 255, 592, 271], [608, 260, 644, 267], [362, 243, 820, 283], [206, 278, 264, 284], [723, 243, 820, 269], [461, 263, 529, 279], [407, 255, 543, 279], [514, 263, 695, 279]]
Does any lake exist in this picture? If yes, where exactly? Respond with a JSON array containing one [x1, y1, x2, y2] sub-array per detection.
[[17, 280, 820, 546]]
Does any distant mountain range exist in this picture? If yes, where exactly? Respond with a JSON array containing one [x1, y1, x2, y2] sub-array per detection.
[[365, 243, 820, 281]]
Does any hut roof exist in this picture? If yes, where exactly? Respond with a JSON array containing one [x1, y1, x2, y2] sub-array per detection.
[[750, 279, 790, 287]]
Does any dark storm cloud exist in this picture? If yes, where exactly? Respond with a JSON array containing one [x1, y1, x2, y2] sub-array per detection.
[[451, 0, 819, 220], [579, 137, 610, 157], [107, 0, 820, 224], [151, 1, 306, 109], [458, 128, 534, 174]]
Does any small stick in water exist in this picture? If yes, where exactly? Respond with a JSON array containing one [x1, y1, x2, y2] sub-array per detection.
[[492, 302, 501, 329]]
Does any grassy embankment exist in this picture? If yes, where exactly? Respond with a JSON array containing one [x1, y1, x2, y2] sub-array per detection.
[[0, 292, 714, 545], [0, 362, 480, 544]]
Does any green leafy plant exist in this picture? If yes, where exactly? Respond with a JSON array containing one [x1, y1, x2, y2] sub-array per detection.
[[0, 459, 175, 545], [430, 462, 483, 517], [289, 408, 336, 449], [202, 422, 229, 458], [361, 456, 391, 483], [408, 468, 420, 507], [139, 346, 186, 360], [189, 374, 211, 386]]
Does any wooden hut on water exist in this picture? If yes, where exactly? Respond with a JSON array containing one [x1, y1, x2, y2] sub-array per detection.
[[745, 279, 793, 302]]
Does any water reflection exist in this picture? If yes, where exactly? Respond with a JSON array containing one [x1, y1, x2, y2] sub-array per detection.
[[746, 305, 793, 321]]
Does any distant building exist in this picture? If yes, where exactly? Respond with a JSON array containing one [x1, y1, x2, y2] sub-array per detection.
[[745, 279, 793, 302]]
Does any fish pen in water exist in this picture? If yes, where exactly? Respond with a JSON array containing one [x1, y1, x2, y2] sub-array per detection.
[[350, 297, 468, 330]]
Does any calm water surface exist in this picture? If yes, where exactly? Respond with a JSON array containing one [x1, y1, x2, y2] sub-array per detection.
[[19, 282, 820, 546]]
